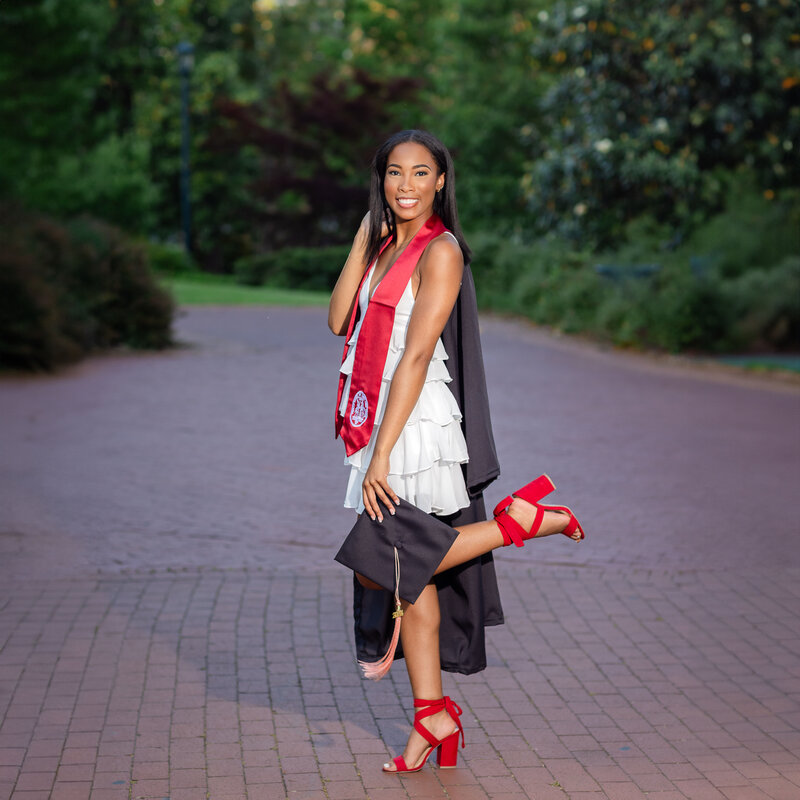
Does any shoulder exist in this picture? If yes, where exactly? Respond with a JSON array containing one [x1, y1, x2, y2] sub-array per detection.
[[419, 232, 464, 278]]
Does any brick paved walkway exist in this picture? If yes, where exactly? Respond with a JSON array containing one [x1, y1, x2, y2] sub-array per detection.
[[1, 308, 799, 800]]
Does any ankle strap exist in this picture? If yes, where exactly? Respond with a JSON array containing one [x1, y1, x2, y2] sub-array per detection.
[[412, 696, 465, 748]]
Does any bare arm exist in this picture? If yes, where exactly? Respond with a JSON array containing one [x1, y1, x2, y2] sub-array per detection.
[[362, 235, 464, 521], [328, 214, 372, 335]]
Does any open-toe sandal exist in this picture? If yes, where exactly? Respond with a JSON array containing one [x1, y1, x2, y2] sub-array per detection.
[[493, 473, 585, 546], [383, 696, 465, 774]]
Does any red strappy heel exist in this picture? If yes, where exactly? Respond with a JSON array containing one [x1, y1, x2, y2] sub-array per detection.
[[493, 473, 585, 546], [382, 696, 465, 774]]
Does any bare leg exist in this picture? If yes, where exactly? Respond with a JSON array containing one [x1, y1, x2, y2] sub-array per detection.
[[382, 583, 460, 772], [358, 497, 578, 587], [435, 498, 577, 574], [380, 498, 578, 771]]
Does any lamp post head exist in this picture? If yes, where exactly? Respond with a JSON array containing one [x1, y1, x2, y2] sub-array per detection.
[[177, 41, 194, 76]]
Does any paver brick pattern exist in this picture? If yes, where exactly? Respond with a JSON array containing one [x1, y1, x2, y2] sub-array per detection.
[[1, 307, 799, 800]]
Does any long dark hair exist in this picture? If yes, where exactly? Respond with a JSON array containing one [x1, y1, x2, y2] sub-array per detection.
[[364, 129, 472, 267]]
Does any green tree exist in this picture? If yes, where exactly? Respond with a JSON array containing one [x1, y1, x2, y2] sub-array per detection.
[[525, 0, 800, 245], [0, 1, 110, 195], [254, 0, 560, 230], [0, 0, 168, 231], [195, 68, 422, 268], [421, 0, 558, 230]]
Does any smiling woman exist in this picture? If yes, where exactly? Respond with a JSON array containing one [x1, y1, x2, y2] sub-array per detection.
[[327, 130, 585, 775], [359, 130, 470, 281], [385, 145, 443, 213]]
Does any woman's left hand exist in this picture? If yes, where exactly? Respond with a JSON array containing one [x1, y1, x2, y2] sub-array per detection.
[[362, 452, 399, 522]]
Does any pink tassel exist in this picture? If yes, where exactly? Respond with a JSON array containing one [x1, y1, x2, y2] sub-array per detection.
[[358, 547, 403, 681], [358, 609, 402, 680]]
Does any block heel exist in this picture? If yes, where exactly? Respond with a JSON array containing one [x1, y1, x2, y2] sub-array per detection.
[[383, 696, 465, 774], [436, 730, 460, 768]]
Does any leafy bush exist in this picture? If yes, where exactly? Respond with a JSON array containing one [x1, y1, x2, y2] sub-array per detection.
[[234, 243, 352, 290], [680, 178, 800, 278], [66, 218, 175, 350], [727, 256, 800, 351], [145, 241, 196, 274], [0, 231, 79, 370], [467, 183, 800, 353], [642, 265, 733, 352], [0, 204, 174, 371], [468, 230, 594, 313]]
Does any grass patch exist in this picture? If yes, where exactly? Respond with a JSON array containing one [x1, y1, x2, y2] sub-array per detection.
[[715, 355, 800, 374], [159, 271, 329, 307]]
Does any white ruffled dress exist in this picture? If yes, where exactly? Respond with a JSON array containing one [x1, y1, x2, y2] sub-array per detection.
[[340, 256, 470, 517]]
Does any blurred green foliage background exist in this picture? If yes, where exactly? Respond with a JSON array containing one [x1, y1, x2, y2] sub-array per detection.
[[1, 0, 798, 368]]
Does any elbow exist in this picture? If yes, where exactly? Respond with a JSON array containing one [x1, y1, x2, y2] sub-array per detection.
[[328, 295, 352, 335], [402, 346, 435, 372], [328, 311, 346, 336], [327, 302, 341, 335]]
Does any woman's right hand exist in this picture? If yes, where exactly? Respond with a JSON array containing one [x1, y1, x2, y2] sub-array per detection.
[[329, 212, 374, 334], [362, 451, 399, 523]]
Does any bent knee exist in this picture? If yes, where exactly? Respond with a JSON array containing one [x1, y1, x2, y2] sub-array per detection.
[[405, 602, 441, 632]]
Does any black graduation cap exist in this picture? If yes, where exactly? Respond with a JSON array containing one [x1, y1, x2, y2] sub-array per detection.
[[334, 498, 460, 680], [335, 497, 459, 605]]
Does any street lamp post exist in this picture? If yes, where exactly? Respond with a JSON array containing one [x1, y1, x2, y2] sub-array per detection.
[[177, 41, 194, 254]]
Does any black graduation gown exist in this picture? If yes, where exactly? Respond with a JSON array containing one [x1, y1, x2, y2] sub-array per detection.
[[351, 264, 505, 675]]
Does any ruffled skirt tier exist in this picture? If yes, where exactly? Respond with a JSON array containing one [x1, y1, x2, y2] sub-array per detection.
[[340, 311, 469, 516]]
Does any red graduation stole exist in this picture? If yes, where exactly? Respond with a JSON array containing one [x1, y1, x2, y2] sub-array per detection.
[[335, 214, 447, 456]]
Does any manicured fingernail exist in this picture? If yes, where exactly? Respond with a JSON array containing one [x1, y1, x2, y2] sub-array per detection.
[[390, 509, 395, 515]]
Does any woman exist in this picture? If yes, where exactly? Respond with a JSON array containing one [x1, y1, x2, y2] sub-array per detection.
[[329, 130, 584, 774]]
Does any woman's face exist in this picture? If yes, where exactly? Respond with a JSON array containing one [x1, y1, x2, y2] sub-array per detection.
[[383, 142, 445, 224]]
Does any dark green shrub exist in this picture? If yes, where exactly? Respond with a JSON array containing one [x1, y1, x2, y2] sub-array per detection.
[[642, 267, 732, 353], [469, 231, 600, 335], [2, 208, 100, 363], [680, 179, 800, 279], [467, 232, 532, 310], [66, 218, 174, 350], [593, 282, 650, 348], [234, 252, 277, 287], [234, 244, 352, 290], [0, 237, 78, 370], [468, 188, 800, 354], [0, 204, 174, 371], [145, 241, 195, 275], [726, 257, 800, 351]]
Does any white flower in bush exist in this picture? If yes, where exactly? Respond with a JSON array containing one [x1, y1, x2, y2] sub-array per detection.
[[653, 118, 669, 133], [594, 138, 613, 154]]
